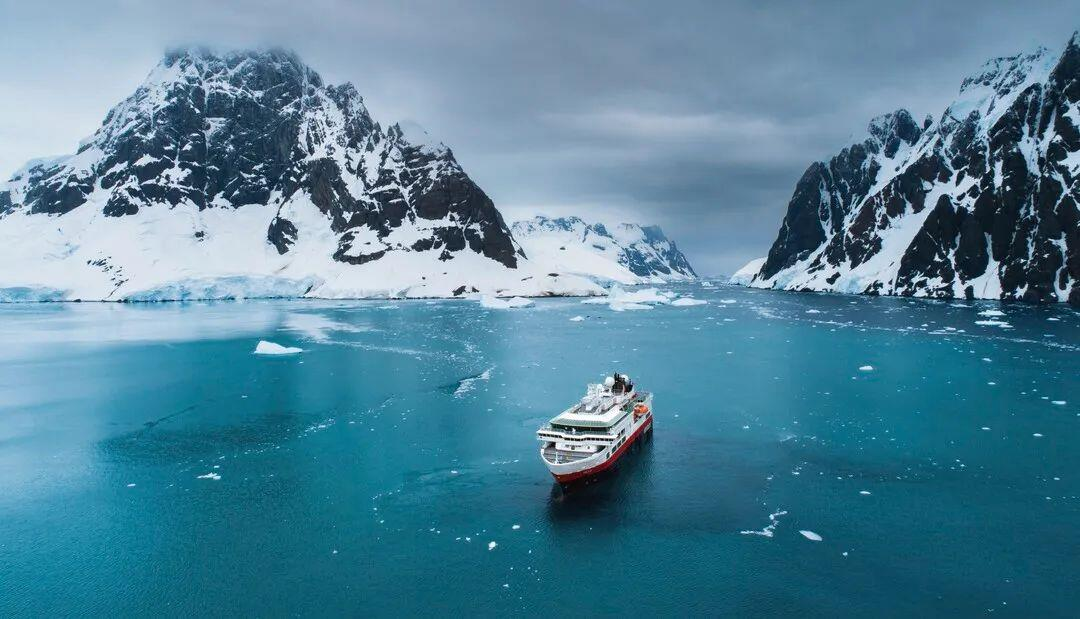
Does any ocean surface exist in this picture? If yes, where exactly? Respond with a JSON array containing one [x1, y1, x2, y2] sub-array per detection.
[[1, 284, 1077, 617]]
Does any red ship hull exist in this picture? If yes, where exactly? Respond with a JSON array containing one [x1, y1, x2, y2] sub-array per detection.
[[551, 416, 652, 483]]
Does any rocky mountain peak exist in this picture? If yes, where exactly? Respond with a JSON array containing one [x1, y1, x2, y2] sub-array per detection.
[[750, 32, 1080, 304], [0, 48, 538, 300], [866, 109, 922, 157]]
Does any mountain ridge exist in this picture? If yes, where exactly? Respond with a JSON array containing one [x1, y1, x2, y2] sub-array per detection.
[[511, 215, 696, 284], [743, 32, 1080, 304], [0, 48, 607, 301]]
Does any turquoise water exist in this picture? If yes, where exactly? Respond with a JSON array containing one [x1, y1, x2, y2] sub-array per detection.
[[0, 286, 1077, 617]]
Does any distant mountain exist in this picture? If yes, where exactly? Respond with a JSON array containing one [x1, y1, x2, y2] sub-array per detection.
[[511, 215, 696, 284], [743, 32, 1080, 304], [0, 48, 600, 301]]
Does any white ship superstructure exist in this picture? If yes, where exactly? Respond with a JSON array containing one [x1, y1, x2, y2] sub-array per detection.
[[537, 373, 653, 483]]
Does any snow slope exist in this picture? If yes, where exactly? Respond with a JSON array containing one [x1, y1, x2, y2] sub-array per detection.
[[0, 48, 602, 301], [511, 216, 696, 285], [747, 33, 1080, 304]]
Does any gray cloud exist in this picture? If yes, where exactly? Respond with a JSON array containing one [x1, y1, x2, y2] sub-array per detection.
[[1, 0, 1077, 273]]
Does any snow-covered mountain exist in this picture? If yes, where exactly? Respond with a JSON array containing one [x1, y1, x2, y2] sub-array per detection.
[[0, 48, 602, 301], [510, 216, 696, 284], [742, 32, 1080, 304]]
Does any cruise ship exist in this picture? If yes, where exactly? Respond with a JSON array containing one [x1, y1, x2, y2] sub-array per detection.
[[537, 373, 653, 483]]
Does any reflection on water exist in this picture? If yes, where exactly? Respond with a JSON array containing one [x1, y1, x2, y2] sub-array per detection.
[[546, 432, 654, 524]]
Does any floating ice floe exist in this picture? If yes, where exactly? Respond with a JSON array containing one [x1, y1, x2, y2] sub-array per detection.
[[512, 524, 521, 530], [977, 309, 1005, 317], [740, 509, 787, 538], [569, 315, 585, 322], [582, 285, 674, 310], [974, 319, 1011, 328], [487, 541, 497, 550], [859, 490, 871, 495], [254, 340, 303, 355], [671, 297, 708, 307], [859, 365, 874, 372], [453, 367, 493, 397], [799, 530, 823, 541], [479, 295, 533, 309], [805, 309, 821, 314], [197, 472, 222, 480], [1033, 433, 1044, 438], [611, 302, 652, 311], [283, 312, 371, 342], [1051, 400, 1066, 406]]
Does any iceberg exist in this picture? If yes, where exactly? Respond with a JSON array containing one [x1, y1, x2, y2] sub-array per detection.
[[254, 340, 304, 355]]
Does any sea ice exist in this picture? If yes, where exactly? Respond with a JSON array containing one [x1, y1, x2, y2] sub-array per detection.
[[479, 295, 533, 309], [254, 340, 303, 355], [740, 509, 787, 538], [859, 365, 874, 372], [453, 367, 493, 397], [799, 530, 823, 541], [488, 541, 497, 550], [671, 297, 707, 306], [569, 315, 585, 321], [610, 302, 652, 311], [197, 472, 221, 480], [975, 319, 1011, 328], [283, 312, 370, 342]]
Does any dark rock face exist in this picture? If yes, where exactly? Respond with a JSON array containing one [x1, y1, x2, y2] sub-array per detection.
[[755, 34, 1080, 304], [0, 48, 521, 269], [511, 216, 697, 279]]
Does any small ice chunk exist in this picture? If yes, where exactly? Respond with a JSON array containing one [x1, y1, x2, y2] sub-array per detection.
[[859, 365, 874, 372], [805, 309, 821, 314], [799, 530, 823, 541], [569, 315, 585, 322], [512, 524, 521, 530], [197, 472, 222, 480], [254, 340, 303, 355], [859, 490, 871, 495], [1051, 401, 1066, 406], [126, 483, 136, 488], [488, 541, 497, 550], [1033, 433, 1044, 438], [981, 427, 991, 431], [977, 309, 1005, 317]]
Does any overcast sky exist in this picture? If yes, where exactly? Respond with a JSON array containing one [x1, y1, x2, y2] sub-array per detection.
[[1, 1, 1077, 274]]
